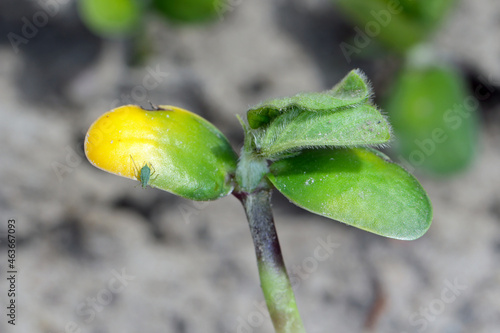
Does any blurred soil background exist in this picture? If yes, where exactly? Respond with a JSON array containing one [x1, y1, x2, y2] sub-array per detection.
[[1, 0, 500, 332]]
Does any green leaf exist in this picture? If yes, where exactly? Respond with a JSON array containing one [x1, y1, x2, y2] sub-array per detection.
[[247, 69, 372, 129], [268, 148, 432, 240], [385, 65, 479, 175], [255, 104, 391, 159], [152, 0, 225, 22], [336, 0, 424, 53], [335, 0, 456, 53], [401, 0, 457, 27], [78, 0, 143, 36], [245, 70, 390, 159]]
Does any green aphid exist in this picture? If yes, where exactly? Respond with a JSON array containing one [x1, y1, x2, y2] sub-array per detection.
[[131, 156, 158, 189]]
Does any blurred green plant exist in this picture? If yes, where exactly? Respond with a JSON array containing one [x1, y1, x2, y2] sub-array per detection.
[[153, 0, 226, 22], [336, 0, 479, 176], [77, 0, 144, 36], [337, 0, 456, 53], [77, 0, 226, 36], [85, 70, 432, 332], [386, 64, 479, 174]]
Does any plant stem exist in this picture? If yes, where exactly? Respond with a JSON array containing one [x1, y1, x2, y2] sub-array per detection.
[[239, 189, 305, 333]]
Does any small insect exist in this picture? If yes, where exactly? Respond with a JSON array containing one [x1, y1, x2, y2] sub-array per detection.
[[148, 101, 161, 111], [147, 101, 173, 111], [130, 156, 158, 189]]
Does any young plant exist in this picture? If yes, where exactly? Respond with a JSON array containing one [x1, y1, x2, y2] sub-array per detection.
[[336, 0, 457, 54], [77, 0, 226, 37], [85, 70, 432, 332], [335, 0, 479, 175], [385, 63, 479, 174]]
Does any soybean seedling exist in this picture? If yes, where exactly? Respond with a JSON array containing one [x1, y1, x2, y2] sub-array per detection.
[[130, 155, 158, 189], [85, 71, 432, 333]]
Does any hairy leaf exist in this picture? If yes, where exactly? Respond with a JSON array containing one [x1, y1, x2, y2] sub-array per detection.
[[255, 104, 390, 159], [247, 69, 372, 129]]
